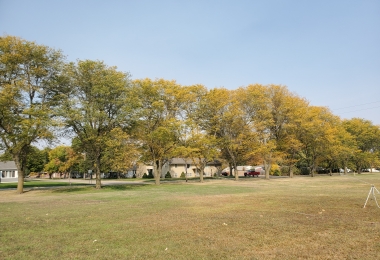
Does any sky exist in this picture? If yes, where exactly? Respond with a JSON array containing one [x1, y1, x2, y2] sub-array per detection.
[[1, 0, 380, 125]]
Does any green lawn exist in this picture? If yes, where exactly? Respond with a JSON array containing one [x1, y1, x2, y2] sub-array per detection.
[[0, 174, 379, 259], [0, 180, 91, 189]]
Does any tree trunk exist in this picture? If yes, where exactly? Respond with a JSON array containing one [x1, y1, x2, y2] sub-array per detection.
[[356, 163, 361, 175], [233, 161, 239, 181], [289, 165, 294, 178], [311, 165, 315, 177], [199, 161, 204, 183], [264, 159, 271, 180], [199, 169, 204, 183], [226, 148, 239, 181], [95, 156, 102, 189], [14, 155, 24, 194], [343, 163, 347, 175], [154, 160, 161, 185]]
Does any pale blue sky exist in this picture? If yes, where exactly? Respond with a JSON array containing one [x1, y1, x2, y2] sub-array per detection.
[[1, 0, 379, 124]]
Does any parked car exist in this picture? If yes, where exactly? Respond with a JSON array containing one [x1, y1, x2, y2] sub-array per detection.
[[316, 167, 328, 174], [362, 168, 380, 172], [244, 169, 260, 177], [331, 168, 344, 173]]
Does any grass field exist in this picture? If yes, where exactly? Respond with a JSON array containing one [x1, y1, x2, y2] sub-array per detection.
[[1, 174, 379, 259], [0, 180, 92, 189]]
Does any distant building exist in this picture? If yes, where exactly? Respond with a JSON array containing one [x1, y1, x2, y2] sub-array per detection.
[[0, 161, 18, 183], [123, 158, 222, 178], [163, 158, 222, 178]]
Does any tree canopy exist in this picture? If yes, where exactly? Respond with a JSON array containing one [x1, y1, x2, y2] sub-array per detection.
[[61, 60, 133, 188], [1, 35, 380, 192], [0, 35, 66, 193]]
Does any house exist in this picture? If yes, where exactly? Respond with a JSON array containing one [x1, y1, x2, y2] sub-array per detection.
[[162, 158, 222, 178], [0, 161, 18, 183], [124, 163, 152, 178], [123, 159, 222, 179]]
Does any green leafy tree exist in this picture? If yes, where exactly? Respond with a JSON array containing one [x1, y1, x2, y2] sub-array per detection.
[[165, 171, 172, 178], [102, 128, 139, 177], [62, 60, 133, 188], [343, 118, 380, 173], [238, 84, 278, 180], [131, 78, 188, 185], [0, 146, 48, 175], [176, 85, 220, 182], [297, 106, 340, 177], [273, 93, 310, 178], [176, 128, 220, 183], [0, 36, 66, 193], [44, 145, 81, 178], [26, 146, 49, 174], [195, 88, 250, 180]]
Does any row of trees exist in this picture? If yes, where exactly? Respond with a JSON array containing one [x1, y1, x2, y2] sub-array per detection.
[[0, 145, 81, 179], [1, 35, 380, 193]]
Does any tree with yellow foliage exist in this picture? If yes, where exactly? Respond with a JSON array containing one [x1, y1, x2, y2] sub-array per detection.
[[343, 118, 380, 173], [0, 36, 66, 193], [131, 78, 194, 184], [62, 60, 132, 188]]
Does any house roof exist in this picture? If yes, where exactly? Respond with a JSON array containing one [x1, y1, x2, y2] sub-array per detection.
[[206, 160, 222, 167], [0, 161, 17, 170], [170, 158, 193, 164], [170, 158, 222, 166]]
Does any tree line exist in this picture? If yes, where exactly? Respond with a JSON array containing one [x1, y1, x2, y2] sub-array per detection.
[[1, 35, 380, 193]]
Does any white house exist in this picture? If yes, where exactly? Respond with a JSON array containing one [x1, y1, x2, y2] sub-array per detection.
[[162, 158, 221, 178], [0, 161, 18, 183], [125, 163, 153, 178], [123, 159, 221, 178]]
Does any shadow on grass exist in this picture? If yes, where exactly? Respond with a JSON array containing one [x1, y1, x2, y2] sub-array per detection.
[[52, 186, 95, 193], [143, 177, 226, 183], [51, 184, 148, 193], [0, 181, 91, 190], [102, 184, 148, 191]]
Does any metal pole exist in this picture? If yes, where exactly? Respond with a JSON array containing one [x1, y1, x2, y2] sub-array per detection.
[[363, 186, 374, 208], [185, 163, 188, 182]]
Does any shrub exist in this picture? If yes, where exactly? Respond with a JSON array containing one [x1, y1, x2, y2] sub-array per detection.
[[270, 164, 281, 176], [273, 169, 281, 176], [142, 173, 148, 179], [300, 167, 310, 175], [180, 172, 186, 178], [165, 171, 171, 178], [280, 166, 289, 176], [280, 166, 300, 176], [148, 171, 154, 178]]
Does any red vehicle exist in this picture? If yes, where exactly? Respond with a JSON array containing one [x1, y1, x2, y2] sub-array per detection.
[[244, 169, 260, 177]]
